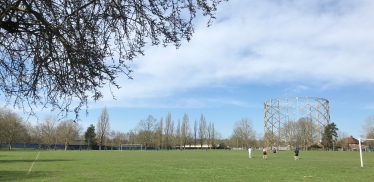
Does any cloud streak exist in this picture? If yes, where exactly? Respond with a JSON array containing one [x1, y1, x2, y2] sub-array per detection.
[[88, 0, 374, 108]]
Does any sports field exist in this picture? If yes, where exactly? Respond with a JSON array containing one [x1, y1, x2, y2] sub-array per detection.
[[0, 149, 373, 181]]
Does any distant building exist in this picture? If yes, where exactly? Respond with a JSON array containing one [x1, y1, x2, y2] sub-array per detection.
[[344, 136, 365, 151]]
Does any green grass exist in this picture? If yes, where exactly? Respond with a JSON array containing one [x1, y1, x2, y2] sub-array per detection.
[[0, 149, 373, 181]]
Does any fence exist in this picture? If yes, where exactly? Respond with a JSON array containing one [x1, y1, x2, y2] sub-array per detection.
[[1, 143, 236, 151], [0, 143, 89, 150]]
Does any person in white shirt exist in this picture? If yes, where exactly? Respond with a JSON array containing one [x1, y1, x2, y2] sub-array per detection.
[[248, 147, 252, 158]]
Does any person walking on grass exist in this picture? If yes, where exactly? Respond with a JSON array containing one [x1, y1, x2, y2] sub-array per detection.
[[294, 148, 299, 160], [263, 147, 267, 159], [248, 147, 252, 158], [273, 148, 277, 157]]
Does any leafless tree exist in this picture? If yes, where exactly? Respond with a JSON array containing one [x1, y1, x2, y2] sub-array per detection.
[[181, 113, 190, 149], [211, 122, 215, 148], [155, 117, 163, 149], [176, 119, 181, 148], [136, 115, 157, 150], [336, 130, 348, 150], [233, 118, 256, 149], [207, 121, 212, 148], [57, 119, 82, 150], [21, 121, 32, 148], [30, 124, 43, 149], [363, 114, 374, 137], [362, 115, 374, 146], [198, 114, 206, 149], [126, 130, 136, 144], [281, 120, 297, 149], [229, 134, 239, 148], [111, 131, 126, 150], [0, 0, 228, 119], [295, 117, 317, 150], [97, 106, 110, 150], [170, 120, 175, 148], [39, 115, 59, 149], [194, 119, 198, 146], [164, 112, 171, 149], [0, 108, 27, 150], [0, 110, 5, 149]]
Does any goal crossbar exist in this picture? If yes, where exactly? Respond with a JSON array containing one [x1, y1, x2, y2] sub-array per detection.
[[120, 144, 142, 151], [359, 138, 374, 167]]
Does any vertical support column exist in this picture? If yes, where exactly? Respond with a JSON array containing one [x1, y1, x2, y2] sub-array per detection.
[[278, 98, 280, 149], [287, 98, 289, 149], [271, 99, 273, 148], [322, 98, 326, 129], [307, 97, 310, 121], [296, 97, 299, 121], [316, 97, 320, 143], [264, 102, 267, 141], [326, 100, 330, 125]]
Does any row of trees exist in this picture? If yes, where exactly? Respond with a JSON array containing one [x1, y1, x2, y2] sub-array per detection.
[[258, 117, 342, 150], [0, 106, 112, 150], [80, 113, 374, 151], [134, 113, 220, 150], [363, 115, 374, 147], [3, 105, 373, 151], [0, 108, 82, 150]]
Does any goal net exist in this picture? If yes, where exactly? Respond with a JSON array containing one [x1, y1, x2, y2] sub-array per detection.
[[120, 144, 142, 151], [359, 138, 374, 167]]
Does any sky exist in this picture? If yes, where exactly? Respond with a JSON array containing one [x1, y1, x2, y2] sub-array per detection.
[[4, 0, 374, 140]]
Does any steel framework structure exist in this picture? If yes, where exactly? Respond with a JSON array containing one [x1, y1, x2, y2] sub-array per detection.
[[264, 97, 330, 147]]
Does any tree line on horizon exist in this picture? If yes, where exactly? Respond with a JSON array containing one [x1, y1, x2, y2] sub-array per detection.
[[1, 107, 373, 151]]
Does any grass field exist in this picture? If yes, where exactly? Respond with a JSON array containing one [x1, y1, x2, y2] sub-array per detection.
[[0, 149, 373, 182]]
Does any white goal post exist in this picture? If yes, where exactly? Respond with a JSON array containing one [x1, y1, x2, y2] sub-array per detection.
[[359, 138, 374, 167], [120, 144, 142, 151]]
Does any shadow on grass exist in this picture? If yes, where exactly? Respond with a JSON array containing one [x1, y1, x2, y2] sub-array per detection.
[[0, 171, 54, 181], [0, 149, 42, 151], [0, 159, 73, 163]]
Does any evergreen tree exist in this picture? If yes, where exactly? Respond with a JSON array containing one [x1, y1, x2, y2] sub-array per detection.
[[322, 123, 338, 150], [84, 124, 97, 150]]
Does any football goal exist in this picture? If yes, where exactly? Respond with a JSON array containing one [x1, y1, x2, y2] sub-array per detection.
[[120, 144, 142, 151], [359, 138, 374, 167]]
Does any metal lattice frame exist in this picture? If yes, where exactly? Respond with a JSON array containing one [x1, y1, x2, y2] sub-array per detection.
[[264, 97, 330, 147]]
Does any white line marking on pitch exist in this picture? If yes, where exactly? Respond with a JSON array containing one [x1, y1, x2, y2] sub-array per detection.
[[26, 151, 40, 175]]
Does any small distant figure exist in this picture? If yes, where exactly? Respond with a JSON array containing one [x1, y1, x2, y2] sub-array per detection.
[[273, 148, 277, 157], [263, 147, 267, 159], [294, 148, 299, 160], [248, 147, 252, 158]]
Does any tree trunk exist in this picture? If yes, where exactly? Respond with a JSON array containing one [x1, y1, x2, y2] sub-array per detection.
[[65, 140, 68, 150], [99, 144, 101, 150], [8, 141, 12, 150]]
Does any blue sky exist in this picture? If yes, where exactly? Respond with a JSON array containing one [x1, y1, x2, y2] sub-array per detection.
[[5, 0, 374, 139]]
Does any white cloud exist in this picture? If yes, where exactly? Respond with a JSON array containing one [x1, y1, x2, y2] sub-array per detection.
[[71, 0, 374, 108]]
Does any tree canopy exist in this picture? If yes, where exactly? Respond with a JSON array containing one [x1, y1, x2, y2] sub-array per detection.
[[84, 124, 96, 149], [0, 0, 228, 119], [322, 122, 338, 150]]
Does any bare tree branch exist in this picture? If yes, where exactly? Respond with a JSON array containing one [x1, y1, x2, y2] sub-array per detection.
[[0, 0, 228, 119]]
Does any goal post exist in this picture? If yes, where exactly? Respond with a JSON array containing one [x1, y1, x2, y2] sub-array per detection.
[[120, 144, 142, 151], [359, 138, 374, 167]]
